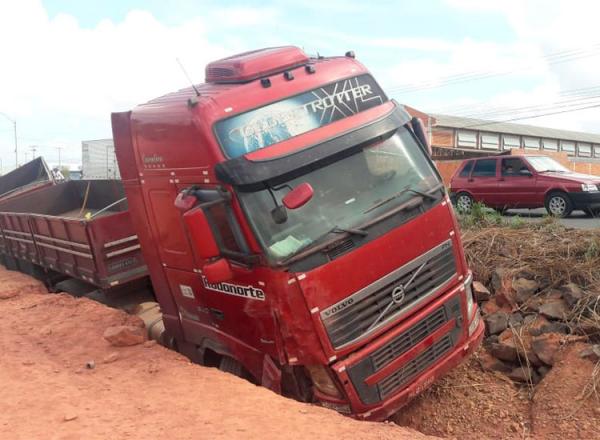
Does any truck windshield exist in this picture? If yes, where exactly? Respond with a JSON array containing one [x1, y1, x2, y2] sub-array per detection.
[[527, 156, 570, 173], [238, 126, 442, 263]]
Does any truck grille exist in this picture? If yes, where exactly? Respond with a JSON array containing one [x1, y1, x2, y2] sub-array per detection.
[[346, 296, 462, 405], [320, 240, 456, 348]]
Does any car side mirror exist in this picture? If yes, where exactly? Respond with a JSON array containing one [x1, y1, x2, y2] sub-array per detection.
[[203, 258, 234, 284], [282, 183, 314, 209], [519, 169, 532, 177]]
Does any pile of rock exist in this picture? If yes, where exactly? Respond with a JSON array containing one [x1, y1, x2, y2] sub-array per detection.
[[476, 268, 598, 385]]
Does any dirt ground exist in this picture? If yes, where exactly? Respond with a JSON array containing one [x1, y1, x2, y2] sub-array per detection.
[[0, 265, 434, 440], [2, 264, 599, 440], [394, 346, 600, 439]]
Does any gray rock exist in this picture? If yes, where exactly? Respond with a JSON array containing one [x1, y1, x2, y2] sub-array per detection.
[[579, 344, 600, 362], [560, 283, 584, 308], [484, 311, 509, 335], [490, 341, 518, 363], [513, 278, 539, 303], [538, 299, 569, 320], [508, 312, 524, 328], [508, 366, 536, 383], [472, 281, 491, 302]]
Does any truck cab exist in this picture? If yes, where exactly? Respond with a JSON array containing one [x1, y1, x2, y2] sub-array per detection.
[[112, 46, 483, 420]]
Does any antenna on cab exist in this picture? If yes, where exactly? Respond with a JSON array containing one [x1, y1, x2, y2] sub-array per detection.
[[176, 57, 201, 97]]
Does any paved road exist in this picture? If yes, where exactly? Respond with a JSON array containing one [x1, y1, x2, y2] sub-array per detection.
[[503, 208, 600, 229]]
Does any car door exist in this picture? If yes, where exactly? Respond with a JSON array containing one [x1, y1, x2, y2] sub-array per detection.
[[468, 158, 499, 206], [497, 157, 538, 208]]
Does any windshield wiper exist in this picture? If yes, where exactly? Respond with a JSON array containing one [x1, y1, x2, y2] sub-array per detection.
[[279, 225, 368, 265], [363, 184, 441, 215]]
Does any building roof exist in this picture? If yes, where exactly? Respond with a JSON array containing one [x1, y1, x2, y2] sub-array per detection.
[[431, 113, 600, 144]]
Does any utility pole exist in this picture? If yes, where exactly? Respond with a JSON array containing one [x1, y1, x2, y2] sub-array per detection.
[[30, 145, 37, 160], [56, 146, 63, 167], [0, 112, 17, 168]]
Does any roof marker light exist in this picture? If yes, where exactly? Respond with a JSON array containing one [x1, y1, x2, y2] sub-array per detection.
[[305, 64, 316, 74], [345, 50, 356, 58], [260, 78, 271, 88], [283, 71, 294, 81]]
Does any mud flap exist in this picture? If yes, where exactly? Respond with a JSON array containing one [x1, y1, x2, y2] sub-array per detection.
[[261, 355, 282, 394]]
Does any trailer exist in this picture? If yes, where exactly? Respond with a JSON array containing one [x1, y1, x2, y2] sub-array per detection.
[[0, 179, 148, 291], [0, 157, 55, 204]]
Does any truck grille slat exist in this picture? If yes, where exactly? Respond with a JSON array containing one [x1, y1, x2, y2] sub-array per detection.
[[378, 335, 453, 398], [345, 296, 462, 405], [321, 240, 456, 348]]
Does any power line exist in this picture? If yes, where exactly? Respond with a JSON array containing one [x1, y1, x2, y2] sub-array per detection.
[[459, 102, 600, 129], [385, 43, 600, 94]]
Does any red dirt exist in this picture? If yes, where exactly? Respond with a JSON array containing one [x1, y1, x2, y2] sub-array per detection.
[[0, 265, 434, 440], [395, 346, 600, 439]]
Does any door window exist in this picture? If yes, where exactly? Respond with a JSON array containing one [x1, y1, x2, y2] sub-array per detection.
[[501, 158, 528, 176], [472, 159, 497, 177], [459, 161, 474, 177]]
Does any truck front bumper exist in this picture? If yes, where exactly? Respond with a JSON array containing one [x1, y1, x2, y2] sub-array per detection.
[[318, 280, 484, 421], [569, 191, 600, 211]]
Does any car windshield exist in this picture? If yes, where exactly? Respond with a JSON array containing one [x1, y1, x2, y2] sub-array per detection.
[[526, 156, 570, 173], [237, 127, 442, 263]]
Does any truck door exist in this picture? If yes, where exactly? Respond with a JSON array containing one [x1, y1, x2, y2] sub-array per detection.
[[468, 158, 499, 206], [497, 157, 538, 208], [182, 188, 279, 363]]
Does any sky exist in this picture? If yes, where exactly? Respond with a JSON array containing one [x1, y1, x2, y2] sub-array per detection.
[[1, 0, 600, 172]]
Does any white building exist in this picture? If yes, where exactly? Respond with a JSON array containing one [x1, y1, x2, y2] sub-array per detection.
[[81, 139, 120, 180]]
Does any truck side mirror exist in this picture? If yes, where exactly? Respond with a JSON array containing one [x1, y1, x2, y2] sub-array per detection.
[[282, 183, 314, 209], [183, 207, 220, 259], [410, 117, 432, 156], [203, 258, 234, 284]]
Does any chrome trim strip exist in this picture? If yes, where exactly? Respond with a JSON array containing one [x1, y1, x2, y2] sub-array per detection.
[[105, 244, 141, 259], [35, 242, 94, 259], [34, 234, 91, 250], [3, 229, 31, 237], [103, 235, 138, 249]]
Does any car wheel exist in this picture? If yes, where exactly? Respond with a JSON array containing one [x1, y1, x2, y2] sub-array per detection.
[[455, 192, 474, 213], [545, 192, 573, 218]]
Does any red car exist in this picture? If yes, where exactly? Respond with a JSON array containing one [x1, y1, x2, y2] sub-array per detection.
[[449, 154, 600, 217]]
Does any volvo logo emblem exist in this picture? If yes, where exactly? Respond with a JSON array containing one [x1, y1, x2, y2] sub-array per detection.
[[391, 284, 406, 304]]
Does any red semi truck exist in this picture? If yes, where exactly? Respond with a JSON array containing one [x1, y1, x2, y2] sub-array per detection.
[[111, 46, 483, 420]]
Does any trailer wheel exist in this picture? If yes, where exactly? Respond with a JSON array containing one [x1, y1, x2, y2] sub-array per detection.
[[219, 356, 244, 377]]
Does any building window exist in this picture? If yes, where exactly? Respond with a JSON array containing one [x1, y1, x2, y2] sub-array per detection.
[[481, 133, 499, 150], [561, 141, 575, 156], [542, 139, 558, 151], [502, 135, 520, 150], [523, 137, 540, 150], [594, 145, 600, 157], [578, 142, 592, 157], [457, 130, 478, 148]]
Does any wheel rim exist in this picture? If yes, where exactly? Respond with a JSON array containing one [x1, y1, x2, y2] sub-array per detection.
[[549, 196, 566, 216], [457, 195, 473, 212]]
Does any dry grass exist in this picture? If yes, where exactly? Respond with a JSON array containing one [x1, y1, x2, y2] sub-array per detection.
[[461, 220, 600, 337]]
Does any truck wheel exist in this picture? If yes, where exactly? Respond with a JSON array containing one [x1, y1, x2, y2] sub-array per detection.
[[219, 355, 244, 377], [455, 192, 474, 213], [545, 192, 572, 218]]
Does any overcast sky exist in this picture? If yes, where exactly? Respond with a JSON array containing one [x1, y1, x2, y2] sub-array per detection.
[[1, 0, 600, 172]]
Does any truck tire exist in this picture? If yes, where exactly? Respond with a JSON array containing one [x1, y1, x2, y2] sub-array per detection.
[[545, 192, 572, 218], [219, 355, 244, 377], [455, 192, 474, 213]]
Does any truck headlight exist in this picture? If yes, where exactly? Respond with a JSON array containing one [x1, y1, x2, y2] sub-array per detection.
[[581, 183, 598, 192], [306, 365, 343, 398], [464, 276, 474, 318]]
